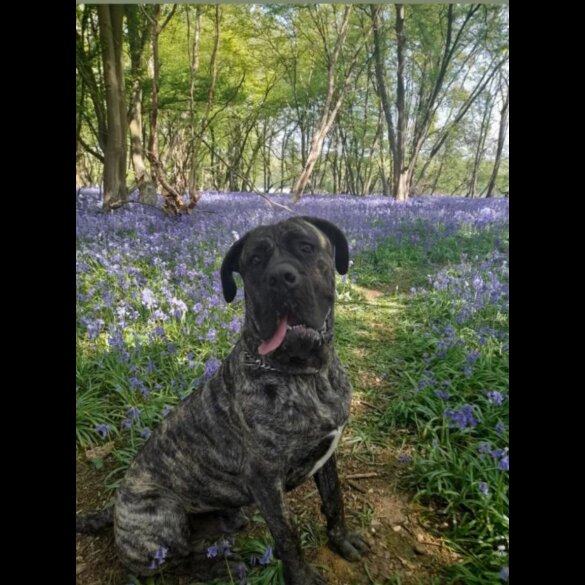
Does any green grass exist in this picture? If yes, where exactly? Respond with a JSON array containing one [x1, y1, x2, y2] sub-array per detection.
[[339, 226, 509, 584]]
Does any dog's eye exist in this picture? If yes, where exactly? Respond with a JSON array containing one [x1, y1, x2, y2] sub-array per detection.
[[300, 243, 314, 254], [250, 255, 263, 266]]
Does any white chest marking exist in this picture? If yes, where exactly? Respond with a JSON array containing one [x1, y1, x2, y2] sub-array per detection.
[[309, 426, 344, 477]]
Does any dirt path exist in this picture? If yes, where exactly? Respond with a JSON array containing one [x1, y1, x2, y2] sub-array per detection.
[[76, 288, 460, 585]]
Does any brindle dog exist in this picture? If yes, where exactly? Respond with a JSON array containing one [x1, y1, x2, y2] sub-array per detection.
[[77, 216, 369, 585]]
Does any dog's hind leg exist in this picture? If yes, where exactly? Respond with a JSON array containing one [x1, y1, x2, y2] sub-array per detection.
[[114, 485, 193, 576]]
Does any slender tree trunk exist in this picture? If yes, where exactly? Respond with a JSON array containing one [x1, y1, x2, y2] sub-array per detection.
[[188, 5, 220, 206], [393, 4, 409, 201], [76, 6, 108, 157], [146, 5, 183, 213], [292, 6, 359, 202], [486, 80, 509, 197], [468, 94, 494, 197], [280, 127, 293, 192], [126, 5, 155, 203], [97, 4, 127, 209], [372, 5, 397, 197], [430, 149, 447, 195]]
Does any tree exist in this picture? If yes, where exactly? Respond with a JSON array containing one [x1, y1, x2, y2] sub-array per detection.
[[125, 4, 156, 204], [486, 72, 509, 197], [97, 4, 128, 209], [371, 3, 507, 200], [76, 4, 508, 201], [292, 5, 370, 202]]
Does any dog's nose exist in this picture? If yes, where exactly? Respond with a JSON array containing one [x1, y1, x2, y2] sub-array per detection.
[[268, 264, 299, 290]]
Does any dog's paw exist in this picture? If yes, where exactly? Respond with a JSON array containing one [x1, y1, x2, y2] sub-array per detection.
[[328, 528, 370, 562]]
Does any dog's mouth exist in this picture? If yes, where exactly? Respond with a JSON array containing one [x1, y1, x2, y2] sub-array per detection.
[[258, 309, 330, 356]]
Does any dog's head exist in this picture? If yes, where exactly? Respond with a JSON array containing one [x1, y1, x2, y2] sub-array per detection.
[[220, 216, 349, 367]]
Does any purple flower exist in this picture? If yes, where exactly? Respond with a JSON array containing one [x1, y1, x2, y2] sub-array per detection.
[[495, 421, 506, 435], [121, 419, 132, 429], [95, 423, 110, 439], [127, 406, 141, 419], [207, 538, 234, 559], [498, 455, 509, 472], [500, 566, 509, 581], [237, 564, 248, 585], [478, 442, 492, 456], [140, 428, 152, 439], [162, 405, 172, 417], [445, 405, 478, 430], [258, 545, 273, 565], [154, 546, 168, 562], [169, 297, 187, 319], [478, 482, 489, 496], [141, 288, 157, 309], [435, 390, 450, 400], [149, 545, 168, 570], [151, 309, 168, 322], [486, 390, 505, 405], [204, 358, 221, 380]]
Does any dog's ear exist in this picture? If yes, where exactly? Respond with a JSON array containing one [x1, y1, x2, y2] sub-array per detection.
[[220, 235, 247, 303], [299, 216, 349, 275]]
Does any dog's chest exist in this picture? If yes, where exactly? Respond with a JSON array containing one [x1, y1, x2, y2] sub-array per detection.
[[240, 370, 351, 484]]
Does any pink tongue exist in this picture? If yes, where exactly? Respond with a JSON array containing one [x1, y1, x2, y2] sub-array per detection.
[[258, 315, 289, 355]]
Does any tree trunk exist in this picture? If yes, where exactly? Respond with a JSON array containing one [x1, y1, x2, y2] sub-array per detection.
[[126, 5, 155, 203], [76, 6, 108, 157], [97, 4, 127, 209], [486, 79, 509, 197], [188, 5, 220, 206], [146, 5, 183, 214], [468, 93, 494, 197], [393, 4, 408, 201], [372, 5, 398, 198], [292, 6, 358, 202], [372, 4, 486, 201]]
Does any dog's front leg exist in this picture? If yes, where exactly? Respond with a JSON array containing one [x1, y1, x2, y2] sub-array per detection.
[[314, 454, 370, 561], [250, 476, 327, 585]]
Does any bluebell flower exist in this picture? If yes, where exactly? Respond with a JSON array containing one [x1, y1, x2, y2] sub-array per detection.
[[445, 405, 478, 429], [237, 562, 248, 585], [141, 288, 157, 309], [486, 390, 505, 405], [95, 423, 110, 439], [127, 406, 141, 419], [258, 545, 273, 565], [204, 358, 221, 380]]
